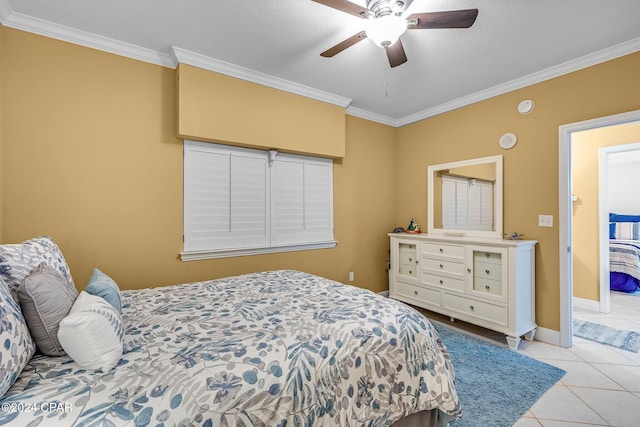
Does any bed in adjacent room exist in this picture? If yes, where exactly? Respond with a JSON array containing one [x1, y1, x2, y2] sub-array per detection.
[[609, 213, 640, 293], [0, 237, 460, 427]]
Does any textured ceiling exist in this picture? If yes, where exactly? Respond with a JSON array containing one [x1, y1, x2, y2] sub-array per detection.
[[2, 0, 640, 126]]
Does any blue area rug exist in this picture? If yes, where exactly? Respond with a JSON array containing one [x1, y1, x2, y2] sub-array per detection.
[[573, 318, 640, 352], [432, 322, 565, 427]]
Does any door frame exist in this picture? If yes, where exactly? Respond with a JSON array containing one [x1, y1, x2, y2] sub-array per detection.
[[558, 109, 640, 348]]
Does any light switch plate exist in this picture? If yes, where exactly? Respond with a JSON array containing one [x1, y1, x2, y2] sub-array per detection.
[[538, 215, 553, 227]]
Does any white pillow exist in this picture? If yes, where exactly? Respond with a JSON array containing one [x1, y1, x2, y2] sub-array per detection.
[[57, 291, 124, 372]]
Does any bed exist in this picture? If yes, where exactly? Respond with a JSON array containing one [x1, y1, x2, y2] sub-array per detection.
[[609, 213, 640, 293], [0, 239, 461, 427], [609, 240, 640, 293]]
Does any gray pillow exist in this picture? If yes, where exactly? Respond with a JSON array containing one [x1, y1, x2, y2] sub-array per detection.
[[18, 263, 79, 356]]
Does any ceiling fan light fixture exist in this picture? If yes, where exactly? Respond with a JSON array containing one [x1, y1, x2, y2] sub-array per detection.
[[365, 15, 408, 47]]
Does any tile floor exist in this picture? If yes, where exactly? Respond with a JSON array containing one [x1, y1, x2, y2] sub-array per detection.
[[514, 335, 640, 427], [420, 300, 640, 427], [574, 290, 640, 333]]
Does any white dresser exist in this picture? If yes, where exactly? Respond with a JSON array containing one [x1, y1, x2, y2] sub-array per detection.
[[389, 233, 537, 349]]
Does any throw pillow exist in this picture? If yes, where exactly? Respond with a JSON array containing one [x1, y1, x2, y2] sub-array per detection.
[[57, 291, 124, 372], [613, 222, 640, 240], [85, 269, 122, 313], [17, 263, 79, 356], [0, 277, 36, 397], [0, 236, 75, 302]]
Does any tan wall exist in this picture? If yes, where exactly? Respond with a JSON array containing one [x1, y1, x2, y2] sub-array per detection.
[[177, 64, 346, 158], [1, 27, 395, 293], [571, 122, 640, 301], [396, 51, 640, 331]]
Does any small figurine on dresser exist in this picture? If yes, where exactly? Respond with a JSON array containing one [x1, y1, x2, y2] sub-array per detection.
[[406, 218, 421, 233]]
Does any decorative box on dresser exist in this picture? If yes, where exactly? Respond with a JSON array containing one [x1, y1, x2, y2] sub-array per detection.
[[389, 233, 537, 350]]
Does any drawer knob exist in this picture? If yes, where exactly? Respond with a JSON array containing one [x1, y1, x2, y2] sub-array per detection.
[[409, 270, 413, 275], [414, 290, 418, 296], [409, 257, 413, 262], [439, 280, 443, 285], [485, 253, 490, 258], [439, 248, 443, 253], [440, 264, 444, 269], [415, 260, 419, 265], [485, 285, 490, 290], [469, 305, 475, 311], [485, 269, 490, 275], [467, 268, 471, 273]]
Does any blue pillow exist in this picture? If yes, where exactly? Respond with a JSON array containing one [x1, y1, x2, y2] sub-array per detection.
[[610, 222, 616, 239], [610, 213, 640, 223], [85, 269, 122, 313]]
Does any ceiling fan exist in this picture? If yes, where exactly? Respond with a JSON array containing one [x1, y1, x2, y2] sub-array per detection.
[[314, 0, 478, 67]]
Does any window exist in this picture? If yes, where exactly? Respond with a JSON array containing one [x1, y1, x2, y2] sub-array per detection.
[[442, 175, 493, 231], [182, 141, 335, 260]]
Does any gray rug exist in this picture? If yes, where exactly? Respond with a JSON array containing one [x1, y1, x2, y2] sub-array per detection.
[[573, 318, 640, 352], [432, 322, 565, 427]]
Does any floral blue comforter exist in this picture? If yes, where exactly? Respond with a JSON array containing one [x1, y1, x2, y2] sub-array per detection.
[[1, 270, 460, 426]]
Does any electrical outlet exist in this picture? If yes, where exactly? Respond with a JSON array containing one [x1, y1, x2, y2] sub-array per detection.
[[348, 272, 354, 281], [538, 215, 553, 227]]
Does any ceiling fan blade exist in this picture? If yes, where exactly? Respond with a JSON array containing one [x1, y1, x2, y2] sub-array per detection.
[[321, 31, 367, 57], [312, 0, 369, 19], [385, 39, 408, 67], [407, 8, 479, 29]]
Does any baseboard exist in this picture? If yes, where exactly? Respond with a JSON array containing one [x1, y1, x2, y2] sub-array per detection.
[[573, 296, 600, 312], [378, 290, 390, 297], [534, 326, 561, 346]]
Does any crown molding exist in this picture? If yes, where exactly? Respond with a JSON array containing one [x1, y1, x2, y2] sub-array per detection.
[[0, 6, 174, 68], [395, 36, 640, 127], [2, 0, 638, 128], [345, 106, 401, 127], [171, 46, 352, 108]]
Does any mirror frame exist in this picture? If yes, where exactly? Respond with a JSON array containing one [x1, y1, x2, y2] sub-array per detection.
[[427, 155, 503, 239]]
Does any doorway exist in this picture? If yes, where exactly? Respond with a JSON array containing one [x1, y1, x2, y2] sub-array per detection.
[[572, 140, 640, 332], [559, 109, 640, 348]]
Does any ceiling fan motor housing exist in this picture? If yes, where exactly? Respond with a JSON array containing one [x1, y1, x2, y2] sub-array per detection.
[[366, 0, 405, 18]]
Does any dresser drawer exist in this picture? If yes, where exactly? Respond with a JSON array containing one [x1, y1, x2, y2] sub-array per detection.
[[398, 263, 418, 278], [443, 293, 507, 325], [395, 282, 441, 306], [473, 250, 502, 265], [422, 258, 464, 276], [472, 261, 502, 281], [399, 243, 416, 253], [421, 243, 465, 260], [399, 250, 418, 266], [422, 273, 465, 292], [471, 277, 503, 298]]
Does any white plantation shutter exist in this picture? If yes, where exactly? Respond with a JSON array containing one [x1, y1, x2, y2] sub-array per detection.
[[442, 176, 469, 229], [184, 142, 268, 251], [271, 154, 333, 245], [442, 175, 493, 231], [477, 181, 493, 230], [183, 141, 335, 259]]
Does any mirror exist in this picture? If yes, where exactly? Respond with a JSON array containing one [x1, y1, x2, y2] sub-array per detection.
[[427, 155, 503, 238]]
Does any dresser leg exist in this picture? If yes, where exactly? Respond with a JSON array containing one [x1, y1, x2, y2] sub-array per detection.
[[524, 328, 537, 341], [506, 335, 521, 350]]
